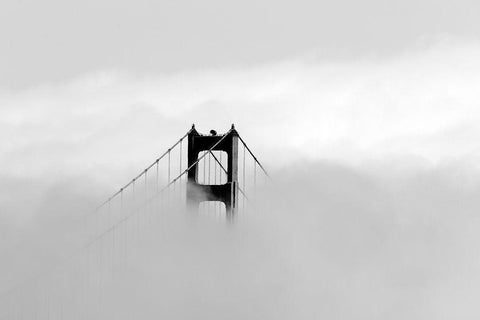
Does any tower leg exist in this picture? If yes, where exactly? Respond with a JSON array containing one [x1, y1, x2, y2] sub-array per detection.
[[186, 126, 239, 219]]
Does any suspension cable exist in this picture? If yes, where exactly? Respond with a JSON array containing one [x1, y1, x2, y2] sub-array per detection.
[[96, 129, 193, 210], [167, 129, 233, 187], [243, 144, 246, 209], [206, 150, 227, 175], [179, 139, 182, 198], [219, 152, 223, 182], [205, 149, 249, 203], [237, 135, 271, 180], [0, 128, 261, 310]]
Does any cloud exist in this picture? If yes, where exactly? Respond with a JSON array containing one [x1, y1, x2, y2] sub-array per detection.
[[1, 39, 480, 179], [1, 39, 480, 318], [3, 160, 480, 319]]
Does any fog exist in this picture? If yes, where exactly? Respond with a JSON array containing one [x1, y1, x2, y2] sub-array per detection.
[[1, 40, 480, 318]]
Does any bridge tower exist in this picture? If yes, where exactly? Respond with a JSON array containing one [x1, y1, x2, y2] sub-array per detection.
[[186, 124, 239, 220]]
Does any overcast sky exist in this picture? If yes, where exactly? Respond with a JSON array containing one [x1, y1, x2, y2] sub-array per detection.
[[2, 0, 480, 89], [2, 1, 480, 319]]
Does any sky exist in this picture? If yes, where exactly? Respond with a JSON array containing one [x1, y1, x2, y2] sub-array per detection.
[[2, 0, 480, 319], [1, 0, 480, 89]]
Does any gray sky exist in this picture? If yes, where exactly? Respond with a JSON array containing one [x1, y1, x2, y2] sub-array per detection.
[[2, 1, 480, 318], [2, 0, 480, 89]]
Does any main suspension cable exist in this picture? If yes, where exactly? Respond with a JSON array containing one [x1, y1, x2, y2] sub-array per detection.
[[96, 129, 192, 211], [237, 135, 271, 180]]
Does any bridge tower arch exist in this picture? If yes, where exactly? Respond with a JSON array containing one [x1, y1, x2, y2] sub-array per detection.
[[186, 124, 239, 220]]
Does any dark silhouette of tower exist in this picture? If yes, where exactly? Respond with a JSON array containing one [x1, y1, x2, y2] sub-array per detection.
[[186, 124, 239, 220]]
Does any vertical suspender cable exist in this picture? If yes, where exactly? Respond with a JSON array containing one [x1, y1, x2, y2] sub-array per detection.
[[128, 179, 135, 263], [107, 198, 113, 297], [173, 171, 176, 194], [122, 189, 127, 266], [254, 160, 257, 199], [214, 151, 217, 184], [120, 188, 123, 212], [156, 160, 159, 216], [143, 170, 147, 234], [112, 202, 116, 276], [98, 222, 103, 318], [172, 153, 176, 194], [144, 170, 148, 204], [156, 160, 159, 194], [132, 179, 136, 245], [219, 152, 223, 182], [107, 200, 111, 245], [168, 150, 171, 182], [132, 179, 136, 206], [120, 188, 124, 267], [208, 152, 211, 185], [208, 153, 211, 215], [219, 151, 223, 216], [168, 149, 171, 203], [243, 144, 246, 211], [214, 151, 218, 216], [179, 139, 183, 203]]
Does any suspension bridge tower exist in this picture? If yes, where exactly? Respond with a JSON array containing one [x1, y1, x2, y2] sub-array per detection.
[[186, 124, 239, 220]]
